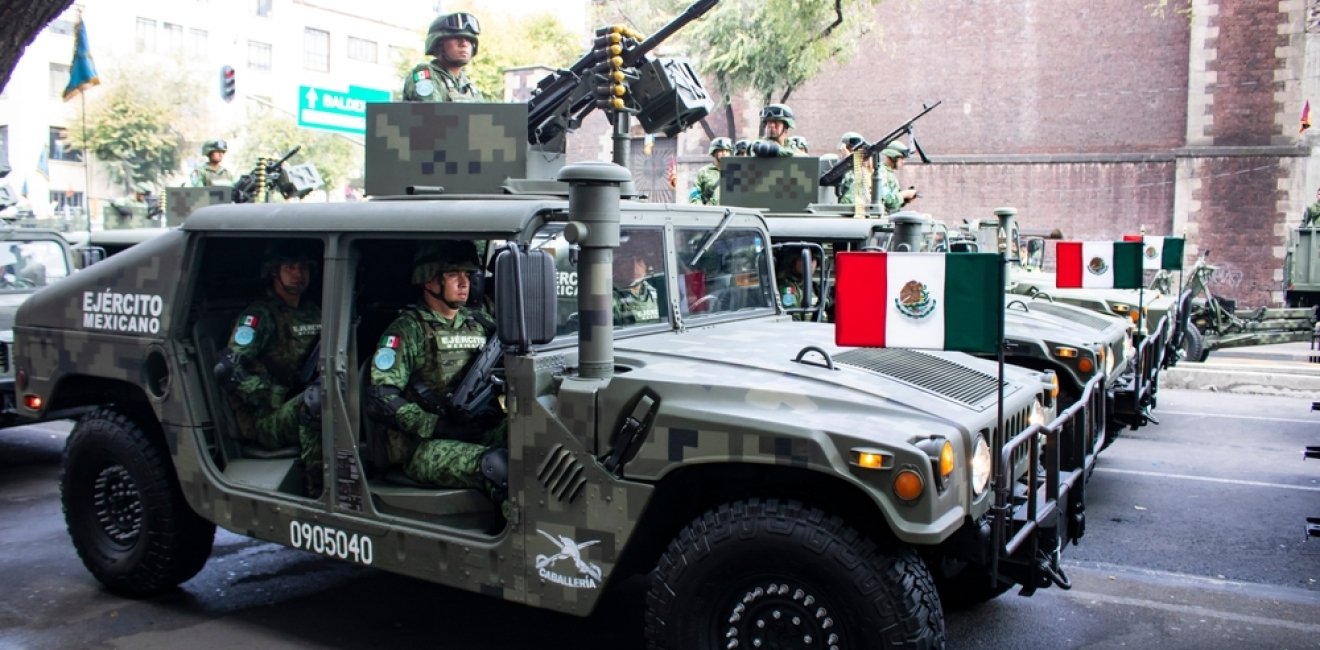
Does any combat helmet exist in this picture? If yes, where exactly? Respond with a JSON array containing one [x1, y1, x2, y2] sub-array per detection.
[[882, 140, 911, 159], [786, 135, 808, 153], [426, 12, 481, 58], [201, 139, 228, 156], [708, 137, 734, 156], [840, 132, 866, 151], [413, 240, 481, 284], [759, 103, 795, 129], [260, 240, 320, 279], [733, 139, 752, 156]]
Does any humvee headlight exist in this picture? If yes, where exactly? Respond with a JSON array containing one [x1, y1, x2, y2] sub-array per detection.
[[1029, 399, 1046, 427], [23, 394, 42, 410], [971, 435, 991, 496], [1103, 345, 1115, 376], [1053, 346, 1078, 359], [893, 468, 924, 502], [938, 441, 955, 481], [1048, 373, 1059, 400]]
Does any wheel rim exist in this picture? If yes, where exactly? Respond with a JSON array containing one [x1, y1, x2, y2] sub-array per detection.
[[92, 464, 143, 549], [719, 581, 842, 650]]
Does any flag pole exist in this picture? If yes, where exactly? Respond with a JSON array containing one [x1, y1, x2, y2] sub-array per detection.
[[81, 91, 92, 235], [990, 227, 1009, 586]]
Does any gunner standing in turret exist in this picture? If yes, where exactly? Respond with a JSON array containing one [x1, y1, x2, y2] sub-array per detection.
[[403, 12, 484, 102]]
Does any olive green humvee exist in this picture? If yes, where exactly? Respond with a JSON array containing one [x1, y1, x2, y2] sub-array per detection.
[[14, 159, 1098, 649]]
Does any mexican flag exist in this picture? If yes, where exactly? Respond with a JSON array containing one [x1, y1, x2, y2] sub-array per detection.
[[1122, 235, 1186, 271], [834, 252, 1001, 353], [1056, 241, 1142, 289]]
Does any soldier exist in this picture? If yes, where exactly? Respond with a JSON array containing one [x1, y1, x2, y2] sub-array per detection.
[[752, 103, 797, 157], [776, 248, 825, 322], [878, 141, 918, 214], [835, 132, 869, 204], [613, 242, 662, 325], [689, 137, 733, 205], [106, 182, 150, 228], [190, 140, 236, 188], [1304, 187, 1320, 227], [366, 241, 508, 515], [213, 241, 324, 496], [786, 135, 809, 155], [733, 139, 752, 157], [403, 12, 484, 103]]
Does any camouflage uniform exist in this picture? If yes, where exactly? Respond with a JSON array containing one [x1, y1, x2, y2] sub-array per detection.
[[402, 63, 483, 103], [105, 197, 147, 228], [756, 103, 797, 158], [220, 291, 322, 463], [878, 163, 903, 214], [1305, 198, 1320, 227], [191, 140, 235, 188], [776, 266, 824, 322], [690, 137, 732, 205], [614, 280, 661, 325]]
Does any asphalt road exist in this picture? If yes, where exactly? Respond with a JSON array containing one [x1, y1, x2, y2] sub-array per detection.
[[1, 389, 1317, 649]]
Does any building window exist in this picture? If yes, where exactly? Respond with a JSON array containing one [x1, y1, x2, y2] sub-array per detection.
[[49, 127, 82, 162], [248, 41, 273, 71], [347, 36, 378, 63], [303, 28, 329, 72], [48, 20, 75, 36], [135, 17, 156, 52], [50, 190, 85, 212], [188, 28, 209, 58], [163, 23, 184, 56], [49, 63, 70, 99], [256, 0, 273, 17]]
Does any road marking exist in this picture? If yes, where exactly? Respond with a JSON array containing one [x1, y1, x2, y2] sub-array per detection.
[[1158, 410, 1320, 425], [1094, 467, 1320, 492], [1056, 590, 1320, 634]]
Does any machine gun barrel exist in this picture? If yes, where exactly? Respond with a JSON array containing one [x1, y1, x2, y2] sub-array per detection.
[[624, 0, 718, 66], [819, 100, 942, 187]]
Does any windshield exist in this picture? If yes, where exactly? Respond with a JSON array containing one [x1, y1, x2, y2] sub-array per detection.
[[0, 239, 71, 290], [532, 222, 774, 337]]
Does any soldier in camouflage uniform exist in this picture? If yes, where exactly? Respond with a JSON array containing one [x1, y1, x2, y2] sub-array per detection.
[[190, 140, 236, 188], [878, 141, 918, 215], [366, 241, 508, 514], [786, 135, 809, 155], [613, 246, 662, 325], [403, 12, 484, 103], [689, 137, 733, 205], [214, 241, 324, 496], [1304, 187, 1320, 226], [733, 139, 752, 157], [752, 104, 798, 158], [105, 182, 151, 228], [835, 132, 869, 205], [776, 248, 825, 322]]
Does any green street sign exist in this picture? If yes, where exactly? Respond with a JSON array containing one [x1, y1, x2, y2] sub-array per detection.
[[297, 84, 391, 135]]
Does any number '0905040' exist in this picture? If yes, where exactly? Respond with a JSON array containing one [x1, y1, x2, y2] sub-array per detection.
[[289, 520, 374, 565]]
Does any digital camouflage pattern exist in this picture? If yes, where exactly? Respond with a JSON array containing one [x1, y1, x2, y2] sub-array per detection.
[[13, 155, 1090, 621], [402, 62, 483, 103], [370, 305, 503, 492], [190, 165, 236, 188], [166, 187, 230, 225], [689, 163, 720, 205], [878, 164, 903, 214], [365, 103, 527, 196], [222, 293, 322, 461], [720, 157, 820, 213]]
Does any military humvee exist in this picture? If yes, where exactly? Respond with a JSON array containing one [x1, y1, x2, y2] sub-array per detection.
[[13, 145, 1103, 647]]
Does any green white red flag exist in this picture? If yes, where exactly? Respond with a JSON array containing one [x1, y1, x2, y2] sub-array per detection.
[[834, 252, 1001, 353], [1122, 234, 1185, 271], [1056, 241, 1142, 289]]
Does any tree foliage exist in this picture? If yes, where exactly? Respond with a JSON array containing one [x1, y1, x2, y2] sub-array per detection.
[[404, 5, 582, 100], [64, 59, 207, 189], [603, 0, 881, 105], [234, 104, 358, 192]]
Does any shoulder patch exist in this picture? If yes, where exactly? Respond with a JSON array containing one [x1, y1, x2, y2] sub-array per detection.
[[241, 314, 260, 328], [373, 347, 397, 371], [233, 325, 256, 346], [415, 78, 436, 97]]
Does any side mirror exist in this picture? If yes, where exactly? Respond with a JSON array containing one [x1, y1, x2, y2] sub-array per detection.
[[1024, 237, 1045, 270], [495, 248, 557, 347], [77, 246, 107, 269]]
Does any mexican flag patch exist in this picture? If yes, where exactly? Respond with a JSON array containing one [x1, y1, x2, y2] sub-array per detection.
[[383, 335, 401, 349], [242, 314, 259, 328]]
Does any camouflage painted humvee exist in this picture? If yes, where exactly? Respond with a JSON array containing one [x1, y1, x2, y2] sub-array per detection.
[[15, 160, 1095, 648]]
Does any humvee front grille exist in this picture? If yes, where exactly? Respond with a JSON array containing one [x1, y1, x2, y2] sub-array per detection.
[[834, 349, 1001, 407], [1028, 302, 1113, 330]]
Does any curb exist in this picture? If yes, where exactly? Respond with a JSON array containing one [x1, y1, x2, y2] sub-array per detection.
[[1161, 365, 1320, 396]]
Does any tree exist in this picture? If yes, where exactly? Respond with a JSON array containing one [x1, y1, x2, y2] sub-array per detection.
[[234, 104, 358, 193], [64, 60, 208, 189], [0, 0, 75, 93], [402, 5, 581, 100]]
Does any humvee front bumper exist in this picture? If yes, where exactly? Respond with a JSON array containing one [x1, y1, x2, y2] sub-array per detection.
[[1111, 315, 1168, 429]]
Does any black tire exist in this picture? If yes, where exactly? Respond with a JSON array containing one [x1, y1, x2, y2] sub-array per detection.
[[1182, 321, 1206, 363], [930, 559, 1014, 611], [61, 408, 215, 597], [645, 499, 945, 650]]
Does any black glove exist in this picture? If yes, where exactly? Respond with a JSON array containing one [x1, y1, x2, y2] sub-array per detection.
[[751, 141, 780, 158]]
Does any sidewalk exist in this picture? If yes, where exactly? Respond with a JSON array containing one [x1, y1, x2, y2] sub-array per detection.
[[1161, 340, 1320, 397]]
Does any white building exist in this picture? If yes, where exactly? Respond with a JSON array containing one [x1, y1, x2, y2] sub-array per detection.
[[0, 0, 432, 220]]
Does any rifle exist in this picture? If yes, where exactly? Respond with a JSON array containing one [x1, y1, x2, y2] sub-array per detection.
[[443, 334, 504, 422], [526, 0, 718, 147], [232, 145, 302, 204], [819, 101, 942, 187]]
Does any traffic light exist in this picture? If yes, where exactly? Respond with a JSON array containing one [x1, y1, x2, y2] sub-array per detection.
[[220, 65, 236, 102]]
